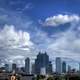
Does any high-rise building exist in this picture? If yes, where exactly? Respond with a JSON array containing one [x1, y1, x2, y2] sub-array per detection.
[[35, 52, 52, 75], [62, 61, 66, 73], [68, 65, 71, 72], [25, 57, 30, 74], [79, 63, 80, 72], [46, 61, 53, 74], [31, 63, 35, 74], [20, 67, 25, 73], [56, 57, 62, 74], [12, 63, 17, 72], [5, 64, 9, 72]]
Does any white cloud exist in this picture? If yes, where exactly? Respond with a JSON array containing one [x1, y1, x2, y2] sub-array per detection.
[[40, 14, 80, 26], [0, 11, 80, 69], [17, 3, 33, 12], [0, 24, 36, 66], [0, 24, 33, 50], [47, 25, 80, 62], [24, 3, 33, 10]]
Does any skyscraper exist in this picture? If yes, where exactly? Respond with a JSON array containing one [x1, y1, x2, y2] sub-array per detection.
[[79, 63, 80, 72], [62, 61, 66, 73], [35, 52, 52, 75], [5, 64, 9, 72], [46, 61, 53, 74], [68, 65, 71, 72], [12, 63, 17, 72], [31, 63, 35, 74], [25, 57, 30, 74], [56, 57, 62, 74]]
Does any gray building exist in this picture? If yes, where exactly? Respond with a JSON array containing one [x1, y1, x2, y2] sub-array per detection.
[[46, 61, 53, 74], [35, 52, 52, 75], [62, 61, 66, 73], [12, 63, 17, 72], [68, 65, 71, 72], [56, 57, 62, 74], [31, 63, 35, 74], [25, 57, 30, 74], [4, 64, 9, 72], [79, 63, 80, 72]]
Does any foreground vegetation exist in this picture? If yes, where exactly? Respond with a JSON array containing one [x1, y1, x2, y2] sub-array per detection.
[[34, 74, 80, 80]]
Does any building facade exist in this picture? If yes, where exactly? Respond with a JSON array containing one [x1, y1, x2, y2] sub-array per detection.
[[56, 57, 62, 74], [5, 64, 9, 72], [62, 61, 66, 73], [35, 52, 52, 75], [25, 57, 30, 74], [12, 63, 17, 72]]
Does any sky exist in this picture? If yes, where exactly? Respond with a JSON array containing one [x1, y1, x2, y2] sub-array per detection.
[[0, 0, 80, 70]]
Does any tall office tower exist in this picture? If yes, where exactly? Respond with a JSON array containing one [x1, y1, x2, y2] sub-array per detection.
[[31, 63, 35, 74], [68, 65, 71, 72], [46, 61, 53, 74], [56, 57, 62, 74], [12, 63, 17, 72], [62, 61, 66, 73], [25, 57, 30, 74], [79, 63, 80, 72], [35, 52, 52, 75], [20, 67, 25, 72], [5, 64, 9, 72]]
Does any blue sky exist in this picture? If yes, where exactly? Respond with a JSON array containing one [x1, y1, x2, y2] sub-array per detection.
[[0, 0, 80, 70]]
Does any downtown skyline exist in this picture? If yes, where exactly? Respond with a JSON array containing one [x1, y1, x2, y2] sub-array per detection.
[[0, 52, 80, 74], [0, 0, 80, 70]]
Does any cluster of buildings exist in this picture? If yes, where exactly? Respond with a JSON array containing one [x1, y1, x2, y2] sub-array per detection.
[[0, 52, 79, 75]]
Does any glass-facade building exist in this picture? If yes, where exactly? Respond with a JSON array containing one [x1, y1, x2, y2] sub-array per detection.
[[56, 57, 62, 74], [35, 52, 52, 75]]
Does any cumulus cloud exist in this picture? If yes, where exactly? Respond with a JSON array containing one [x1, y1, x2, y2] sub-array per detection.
[[0, 24, 36, 67], [0, 24, 33, 50], [0, 12, 80, 69], [47, 24, 80, 63], [40, 14, 80, 26]]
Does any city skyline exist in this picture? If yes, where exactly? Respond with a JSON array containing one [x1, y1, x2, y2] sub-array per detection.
[[0, 0, 80, 71], [0, 52, 80, 75]]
